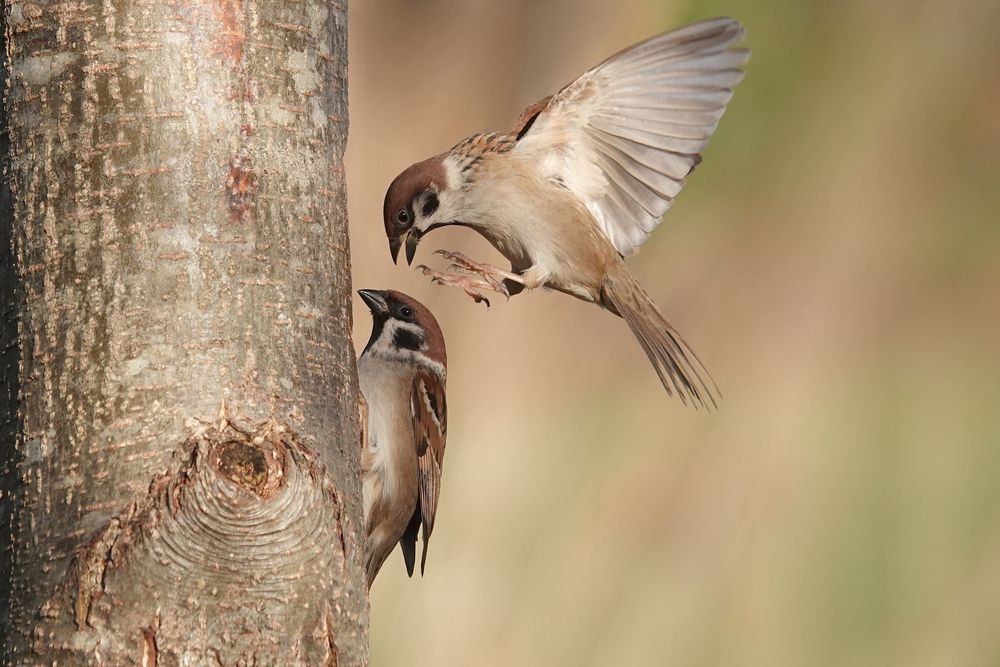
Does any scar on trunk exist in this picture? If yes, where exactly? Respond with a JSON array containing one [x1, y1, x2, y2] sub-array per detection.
[[141, 622, 159, 667], [226, 155, 257, 224], [45, 406, 344, 632]]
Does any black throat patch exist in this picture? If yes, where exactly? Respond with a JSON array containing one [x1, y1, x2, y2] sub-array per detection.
[[362, 314, 387, 356]]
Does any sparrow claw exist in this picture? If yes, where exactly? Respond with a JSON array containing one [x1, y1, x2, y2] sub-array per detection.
[[464, 290, 491, 308], [445, 263, 475, 275], [444, 263, 510, 297], [428, 249, 513, 298], [416, 264, 494, 307], [434, 249, 482, 270]]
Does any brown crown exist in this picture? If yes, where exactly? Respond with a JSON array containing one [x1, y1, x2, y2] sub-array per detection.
[[383, 156, 446, 236]]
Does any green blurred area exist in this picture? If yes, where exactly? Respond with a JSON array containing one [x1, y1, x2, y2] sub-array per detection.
[[346, 0, 1000, 665]]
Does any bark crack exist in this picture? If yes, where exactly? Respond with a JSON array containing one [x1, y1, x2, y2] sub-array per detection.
[[141, 620, 159, 667], [69, 512, 127, 630], [323, 603, 339, 667]]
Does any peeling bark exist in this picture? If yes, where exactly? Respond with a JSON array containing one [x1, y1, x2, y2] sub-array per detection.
[[2, 0, 366, 663]]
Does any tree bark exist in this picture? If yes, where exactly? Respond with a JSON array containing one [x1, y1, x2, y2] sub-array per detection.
[[1, 0, 367, 664]]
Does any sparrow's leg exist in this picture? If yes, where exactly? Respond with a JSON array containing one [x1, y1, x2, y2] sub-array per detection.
[[416, 265, 502, 307], [434, 250, 525, 287], [437, 250, 552, 296], [417, 249, 526, 306]]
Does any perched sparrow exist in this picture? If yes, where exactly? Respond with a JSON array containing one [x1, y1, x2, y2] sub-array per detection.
[[357, 289, 448, 588], [382, 18, 749, 408]]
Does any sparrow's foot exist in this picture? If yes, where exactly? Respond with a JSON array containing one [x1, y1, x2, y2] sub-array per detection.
[[416, 265, 496, 307], [433, 250, 523, 292]]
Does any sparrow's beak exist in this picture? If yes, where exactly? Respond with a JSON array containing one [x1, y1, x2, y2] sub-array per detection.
[[358, 289, 389, 316], [404, 229, 421, 266], [389, 233, 403, 265]]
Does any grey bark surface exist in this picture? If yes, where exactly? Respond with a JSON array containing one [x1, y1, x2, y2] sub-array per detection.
[[2, 0, 367, 664]]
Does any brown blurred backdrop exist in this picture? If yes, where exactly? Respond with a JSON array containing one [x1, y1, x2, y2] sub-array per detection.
[[346, 1, 1000, 665]]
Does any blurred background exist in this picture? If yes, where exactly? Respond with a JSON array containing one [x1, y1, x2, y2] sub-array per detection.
[[346, 0, 1000, 665]]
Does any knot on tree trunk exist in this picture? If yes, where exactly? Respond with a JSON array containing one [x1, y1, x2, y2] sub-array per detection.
[[41, 410, 362, 665], [214, 438, 280, 498]]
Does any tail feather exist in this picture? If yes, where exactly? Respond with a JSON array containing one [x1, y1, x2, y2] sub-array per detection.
[[366, 548, 383, 589], [602, 266, 719, 409], [399, 505, 421, 578]]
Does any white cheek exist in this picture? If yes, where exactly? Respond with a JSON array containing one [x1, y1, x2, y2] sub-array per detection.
[[369, 321, 423, 359], [366, 321, 446, 379]]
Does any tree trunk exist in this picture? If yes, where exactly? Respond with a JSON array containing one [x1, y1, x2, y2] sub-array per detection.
[[1, 0, 367, 663]]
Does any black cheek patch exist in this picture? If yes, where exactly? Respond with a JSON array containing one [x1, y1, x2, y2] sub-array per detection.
[[393, 328, 424, 351], [421, 192, 439, 218]]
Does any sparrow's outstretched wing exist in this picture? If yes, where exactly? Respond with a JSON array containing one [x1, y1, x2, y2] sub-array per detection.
[[513, 17, 749, 256], [399, 367, 448, 577]]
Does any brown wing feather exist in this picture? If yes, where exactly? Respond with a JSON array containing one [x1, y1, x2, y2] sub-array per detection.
[[410, 368, 447, 574]]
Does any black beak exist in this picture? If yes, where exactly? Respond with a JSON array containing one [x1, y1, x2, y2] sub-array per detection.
[[358, 289, 389, 315], [389, 234, 403, 265], [405, 229, 421, 266]]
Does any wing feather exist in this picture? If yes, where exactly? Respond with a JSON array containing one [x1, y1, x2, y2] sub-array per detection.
[[409, 369, 447, 575], [591, 151, 665, 217], [591, 131, 694, 179], [589, 135, 685, 198], [512, 17, 749, 256], [590, 117, 711, 153], [593, 112, 719, 139]]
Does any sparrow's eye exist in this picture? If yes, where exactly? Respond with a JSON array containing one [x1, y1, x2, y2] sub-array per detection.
[[399, 306, 414, 319], [396, 209, 410, 225]]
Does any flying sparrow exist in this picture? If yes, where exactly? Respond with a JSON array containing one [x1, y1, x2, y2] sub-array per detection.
[[382, 17, 749, 409], [357, 289, 448, 588]]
